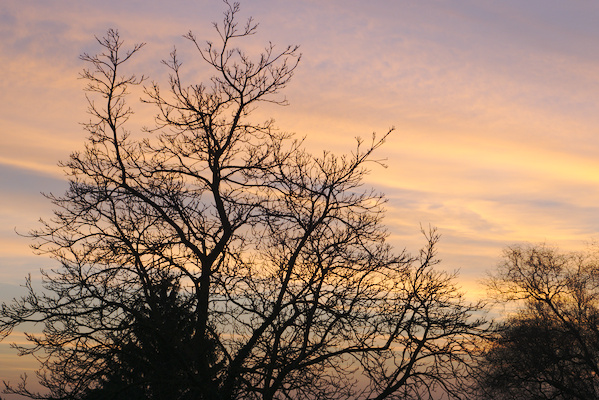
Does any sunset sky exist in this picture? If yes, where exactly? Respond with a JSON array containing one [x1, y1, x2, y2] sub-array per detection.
[[2, 0, 599, 391]]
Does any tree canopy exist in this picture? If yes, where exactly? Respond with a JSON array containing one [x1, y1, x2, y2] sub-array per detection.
[[1, 3, 488, 399]]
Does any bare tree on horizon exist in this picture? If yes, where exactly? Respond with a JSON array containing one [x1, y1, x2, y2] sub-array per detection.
[[474, 244, 599, 400]]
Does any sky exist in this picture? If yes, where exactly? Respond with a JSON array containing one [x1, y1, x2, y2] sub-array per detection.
[[2, 0, 599, 393]]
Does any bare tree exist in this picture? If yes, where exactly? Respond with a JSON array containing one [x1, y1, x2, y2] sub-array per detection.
[[475, 244, 599, 400], [1, 3, 488, 399]]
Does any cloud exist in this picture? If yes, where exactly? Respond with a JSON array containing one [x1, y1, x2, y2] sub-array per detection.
[[0, 165, 67, 269]]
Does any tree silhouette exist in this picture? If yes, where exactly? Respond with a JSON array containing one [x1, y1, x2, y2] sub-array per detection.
[[475, 244, 599, 400], [1, 3, 488, 399], [80, 274, 211, 399]]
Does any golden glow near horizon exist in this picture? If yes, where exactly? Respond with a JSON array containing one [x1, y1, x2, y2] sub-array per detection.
[[2, 0, 599, 391]]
